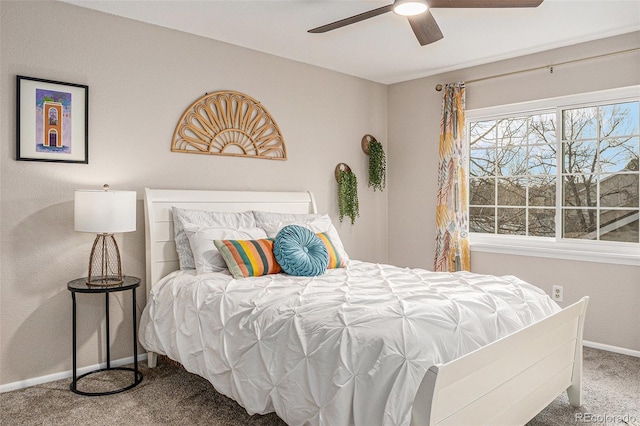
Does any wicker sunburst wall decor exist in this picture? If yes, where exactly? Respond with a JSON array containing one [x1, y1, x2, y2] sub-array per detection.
[[171, 91, 287, 160]]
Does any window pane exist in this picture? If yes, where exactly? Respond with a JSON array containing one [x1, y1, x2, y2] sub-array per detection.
[[497, 178, 526, 206], [529, 175, 556, 206], [563, 140, 598, 174], [599, 137, 639, 173], [469, 149, 496, 177], [497, 208, 525, 235], [601, 102, 639, 138], [563, 175, 596, 207], [469, 120, 497, 149], [469, 178, 495, 205], [563, 107, 598, 140], [600, 173, 639, 208], [600, 210, 639, 243], [497, 118, 527, 147], [529, 208, 555, 237], [529, 113, 556, 145], [528, 143, 556, 175], [563, 208, 597, 239], [497, 146, 527, 176], [470, 207, 495, 233]]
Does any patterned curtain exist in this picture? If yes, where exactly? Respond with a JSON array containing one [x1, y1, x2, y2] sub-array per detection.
[[434, 83, 470, 272]]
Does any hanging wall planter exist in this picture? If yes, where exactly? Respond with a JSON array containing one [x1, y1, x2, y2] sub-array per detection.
[[334, 163, 359, 225], [362, 134, 386, 192]]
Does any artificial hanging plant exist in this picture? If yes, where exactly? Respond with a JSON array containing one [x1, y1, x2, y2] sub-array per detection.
[[337, 169, 359, 225], [367, 139, 386, 191]]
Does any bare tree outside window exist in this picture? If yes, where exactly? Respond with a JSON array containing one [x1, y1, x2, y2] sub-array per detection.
[[468, 100, 639, 244]]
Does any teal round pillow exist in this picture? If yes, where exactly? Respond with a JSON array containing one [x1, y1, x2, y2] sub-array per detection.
[[274, 225, 329, 276]]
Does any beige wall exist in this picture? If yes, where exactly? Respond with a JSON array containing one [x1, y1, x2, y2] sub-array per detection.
[[388, 32, 640, 351], [1, 1, 638, 390], [0, 1, 388, 386]]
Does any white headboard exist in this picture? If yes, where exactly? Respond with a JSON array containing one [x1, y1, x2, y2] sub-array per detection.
[[143, 188, 317, 295]]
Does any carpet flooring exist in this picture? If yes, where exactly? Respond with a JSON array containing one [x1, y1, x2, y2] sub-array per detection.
[[1, 347, 638, 425]]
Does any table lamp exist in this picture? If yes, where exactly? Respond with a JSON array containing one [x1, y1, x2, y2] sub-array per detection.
[[74, 184, 136, 286]]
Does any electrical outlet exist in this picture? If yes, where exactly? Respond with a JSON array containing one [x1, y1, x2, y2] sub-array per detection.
[[552, 285, 564, 302]]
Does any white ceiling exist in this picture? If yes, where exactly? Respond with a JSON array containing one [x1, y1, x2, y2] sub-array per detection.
[[63, 0, 640, 84]]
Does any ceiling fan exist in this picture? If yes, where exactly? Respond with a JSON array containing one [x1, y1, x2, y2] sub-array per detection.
[[308, 0, 543, 46]]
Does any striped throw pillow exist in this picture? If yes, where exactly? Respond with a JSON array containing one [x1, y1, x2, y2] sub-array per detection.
[[316, 232, 346, 269], [214, 239, 281, 279]]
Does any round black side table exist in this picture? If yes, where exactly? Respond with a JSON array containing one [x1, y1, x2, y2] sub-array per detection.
[[67, 276, 143, 396]]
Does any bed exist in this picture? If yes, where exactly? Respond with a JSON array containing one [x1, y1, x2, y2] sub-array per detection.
[[139, 188, 589, 426]]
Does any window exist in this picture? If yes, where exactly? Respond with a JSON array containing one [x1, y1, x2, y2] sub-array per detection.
[[562, 102, 639, 242], [467, 87, 639, 265]]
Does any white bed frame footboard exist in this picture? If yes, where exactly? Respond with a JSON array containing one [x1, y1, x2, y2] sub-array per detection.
[[144, 188, 589, 425], [411, 296, 589, 425]]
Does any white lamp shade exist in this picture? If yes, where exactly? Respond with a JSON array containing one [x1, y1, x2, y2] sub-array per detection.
[[74, 189, 137, 233]]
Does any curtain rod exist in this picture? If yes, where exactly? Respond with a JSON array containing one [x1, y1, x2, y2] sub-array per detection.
[[434, 47, 640, 91]]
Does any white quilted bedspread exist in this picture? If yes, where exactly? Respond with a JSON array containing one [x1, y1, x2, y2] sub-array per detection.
[[139, 261, 560, 426]]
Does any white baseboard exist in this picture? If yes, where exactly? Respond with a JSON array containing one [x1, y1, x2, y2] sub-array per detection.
[[583, 340, 640, 358], [2, 342, 638, 393], [0, 354, 147, 394]]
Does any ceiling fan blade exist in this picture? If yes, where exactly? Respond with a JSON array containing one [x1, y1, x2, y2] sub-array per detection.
[[429, 0, 543, 7], [308, 4, 394, 33], [407, 11, 443, 46]]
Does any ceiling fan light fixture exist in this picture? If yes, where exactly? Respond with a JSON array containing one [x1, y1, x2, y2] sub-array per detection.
[[393, 0, 428, 16]]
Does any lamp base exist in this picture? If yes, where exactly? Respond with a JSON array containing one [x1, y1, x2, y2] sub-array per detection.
[[86, 234, 124, 286], [86, 275, 124, 287]]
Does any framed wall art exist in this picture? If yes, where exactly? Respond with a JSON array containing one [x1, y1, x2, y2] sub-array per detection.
[[16, 75, 89, 164]]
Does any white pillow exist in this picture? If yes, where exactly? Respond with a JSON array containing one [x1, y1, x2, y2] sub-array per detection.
[[172, 207, 257, 270], [253, 210, 321, 225], [185, 226, 268, 275], [253, 212, 349, 262]]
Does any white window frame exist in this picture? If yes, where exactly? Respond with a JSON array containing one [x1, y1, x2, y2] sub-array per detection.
[[466, 85, 640, 266]]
